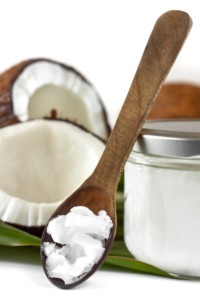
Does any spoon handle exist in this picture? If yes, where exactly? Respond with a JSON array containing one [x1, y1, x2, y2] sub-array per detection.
[[87, 10, 192, 196]]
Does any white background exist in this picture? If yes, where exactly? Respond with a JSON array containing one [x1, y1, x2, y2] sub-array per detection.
[[1, 0, 200, 299], [1, 0, 200, 125]]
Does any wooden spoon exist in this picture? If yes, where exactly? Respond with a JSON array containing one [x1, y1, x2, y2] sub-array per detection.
[[41, 10, 192, 289]]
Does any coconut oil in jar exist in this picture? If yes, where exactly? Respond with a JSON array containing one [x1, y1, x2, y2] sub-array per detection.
[[124, 119, 200, 278]]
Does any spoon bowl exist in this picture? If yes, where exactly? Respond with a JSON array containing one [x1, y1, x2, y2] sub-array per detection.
[[41, 186, 116, 289], [41, 10, 192, 289]]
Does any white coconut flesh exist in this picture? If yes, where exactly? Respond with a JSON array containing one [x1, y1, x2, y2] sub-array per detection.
[[12, 61, 109, 140], [0, 119, 105, 227]]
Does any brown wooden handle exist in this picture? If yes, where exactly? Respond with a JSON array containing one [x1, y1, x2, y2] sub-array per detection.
[[87, 10, 192, 196]]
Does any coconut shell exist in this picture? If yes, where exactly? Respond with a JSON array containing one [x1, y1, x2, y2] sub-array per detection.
[[0, 59, 36, 127], [148, 82, 200, 119], [0, 58, 111, 138]]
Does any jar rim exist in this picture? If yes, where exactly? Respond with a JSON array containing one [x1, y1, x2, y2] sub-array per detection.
[[133, 119, 200, 157]]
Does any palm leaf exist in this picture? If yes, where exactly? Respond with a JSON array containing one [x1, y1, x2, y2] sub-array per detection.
[[0, 191, 180, 279]]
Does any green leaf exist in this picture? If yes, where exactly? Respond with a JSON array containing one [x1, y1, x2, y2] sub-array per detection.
[[0, 222, 40, 246], [104, 256, 176, 279], [115, 192, 124, 241], [0, 192, 182, 279], [106, 241, 179, 279], [0, 246, 41, 264], [117, 173, 124, 193], [110, 241, 133, 258], [0, 222, 179, 279]]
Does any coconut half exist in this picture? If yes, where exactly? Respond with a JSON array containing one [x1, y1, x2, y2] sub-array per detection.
[[0, 119, 105, 235], [0, 58, 110, 140]]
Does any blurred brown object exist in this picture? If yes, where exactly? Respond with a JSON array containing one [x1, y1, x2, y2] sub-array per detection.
[[148, 82, 200, 119]]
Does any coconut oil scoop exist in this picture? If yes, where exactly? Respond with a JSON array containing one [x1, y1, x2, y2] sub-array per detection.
[[41, 10, 192, 289]]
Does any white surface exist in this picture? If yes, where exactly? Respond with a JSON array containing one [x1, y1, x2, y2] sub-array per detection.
[[0, 261, 200, 300], [1, 0, 200, 298]]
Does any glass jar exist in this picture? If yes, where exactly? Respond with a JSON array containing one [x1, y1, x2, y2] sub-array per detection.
[[124, 119, 200, 278]]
